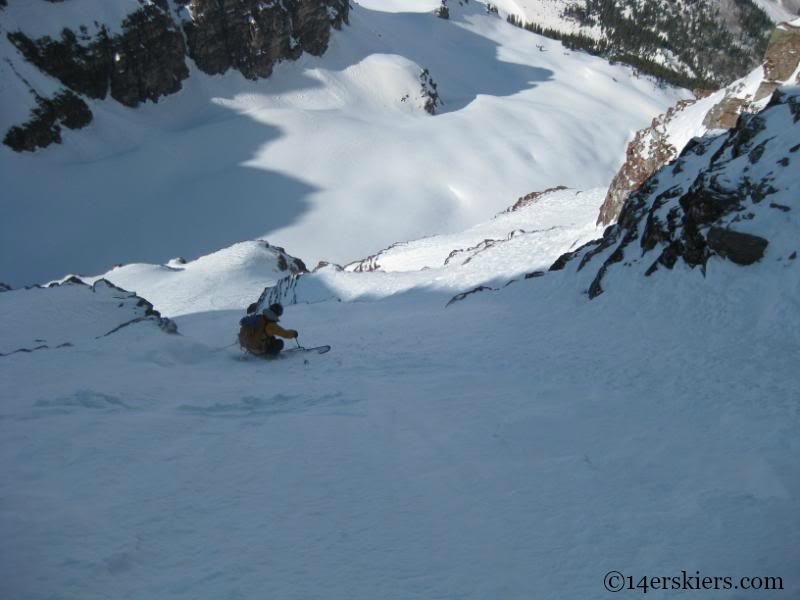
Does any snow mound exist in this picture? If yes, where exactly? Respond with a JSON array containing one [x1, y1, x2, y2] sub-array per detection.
[[0, 278, 175, 357], [87, 241, 307, 318]]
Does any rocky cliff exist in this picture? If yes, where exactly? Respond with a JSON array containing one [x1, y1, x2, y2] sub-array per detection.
[[2, 0, 349, 151], [552, 86, 799, 298], [597, 19, 800, 227]]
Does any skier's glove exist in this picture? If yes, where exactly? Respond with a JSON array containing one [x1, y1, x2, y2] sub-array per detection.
[[287, 330, 299, 338]]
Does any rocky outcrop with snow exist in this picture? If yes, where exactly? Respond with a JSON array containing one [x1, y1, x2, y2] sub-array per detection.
[[88, 240, 308, 317], [250, 187, 604, 307], [597, 19, 800, 226], [2, 0, 349, 151], [179, 0, 348, 79], [0, 278, 176, 357], [552, 86, 800, 298]]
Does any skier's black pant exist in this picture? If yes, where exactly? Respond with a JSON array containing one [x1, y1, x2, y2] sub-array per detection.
[[264, 337, 284, 356]]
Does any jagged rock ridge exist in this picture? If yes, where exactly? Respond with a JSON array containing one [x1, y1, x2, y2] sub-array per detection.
[[3, 0, 349, 151], [552, 87, 799, 298]]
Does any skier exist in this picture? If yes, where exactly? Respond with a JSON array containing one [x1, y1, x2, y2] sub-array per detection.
[[238, 303, 298, 357]]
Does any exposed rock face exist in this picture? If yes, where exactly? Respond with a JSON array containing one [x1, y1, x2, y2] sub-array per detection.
[[702, 96, 748, 129], [764, 21, 800, 80], [443, 230, 527, 266], [4, 0, 349, 151], [597, 19, 800, 227], [8, 4, 189, 107], [418, 68, 442, 115], [502, 186, 568, 213], [596, 102, 693, 226], [344, 242, 409, 273], [706, 227, 769, 265], [267, 242, 308, 274], [3, 90, 91, 152], [182, 0, 348, 79], [552, 88, 799, 299], [755, 20, 800, 99]]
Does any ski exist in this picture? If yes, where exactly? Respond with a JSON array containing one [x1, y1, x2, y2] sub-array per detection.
[[284, 345, 331, 355]]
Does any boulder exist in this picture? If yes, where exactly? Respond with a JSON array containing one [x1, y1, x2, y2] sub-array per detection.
[[706, 227, 769, 265]]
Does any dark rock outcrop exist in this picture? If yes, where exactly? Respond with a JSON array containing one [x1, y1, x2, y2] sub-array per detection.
[[419, 68, 442, 115], [3, 90, 91, 151], [8, 3, 189, 107], [502, 186, 568, 214], [4, 0, 349, 151], [444, 229, 529, 266], [551, 87, 798, 299], [179, 0, 348, 79], [264, 241, 308, 274], [706, 227, 769, 265], [446, 285, 494, 307]]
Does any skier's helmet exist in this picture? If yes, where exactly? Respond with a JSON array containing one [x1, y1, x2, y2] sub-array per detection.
[[268, 303, 284, 317]]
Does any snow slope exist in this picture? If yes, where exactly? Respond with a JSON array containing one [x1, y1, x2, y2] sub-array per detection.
[[3, 88, 799, 596], [79, 186, 601, 314], [1, 208, 798, 600], [754, 0, 800, 22], [2, 6, 797, 599], [258, 187, 605, 306], [78, 241, 307, 318], [0, 278, 174, 356], [0, 0, 686, 286]]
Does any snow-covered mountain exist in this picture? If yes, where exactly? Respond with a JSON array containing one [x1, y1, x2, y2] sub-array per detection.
[[2, 2, 799, 598], [1, 82, 798, 600], [1, 0, 687, 287], [598, 18, 800, 225], [496, 0, 791, 87], [1, 0, 349, 151]]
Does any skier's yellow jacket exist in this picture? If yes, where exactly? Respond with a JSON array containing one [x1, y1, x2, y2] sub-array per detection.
[[239, 315, 297, 355], [264, 320, 297, 340]]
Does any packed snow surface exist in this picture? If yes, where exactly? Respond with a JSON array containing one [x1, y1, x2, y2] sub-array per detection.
[[0, 0, 685, 286], [2, 152, 799, 597], [2, 3, 798, 598], [1, 247, 798, 600]]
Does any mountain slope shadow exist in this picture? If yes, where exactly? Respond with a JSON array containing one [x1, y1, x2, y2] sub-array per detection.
[[0, 114, 318, 287], [1, 3, 553, 286]]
